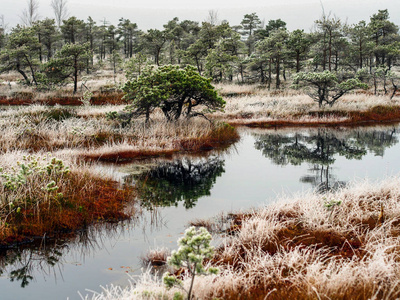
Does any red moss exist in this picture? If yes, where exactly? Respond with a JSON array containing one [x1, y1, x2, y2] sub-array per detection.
[[177, 123, 240, 151], [82, 149, 178, 163]]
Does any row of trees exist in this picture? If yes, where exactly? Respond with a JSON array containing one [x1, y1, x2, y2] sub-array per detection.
[[0, 8, 399, 93]]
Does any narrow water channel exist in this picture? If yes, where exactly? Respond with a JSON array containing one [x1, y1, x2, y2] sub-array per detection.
[[1, 125, 400, 300]]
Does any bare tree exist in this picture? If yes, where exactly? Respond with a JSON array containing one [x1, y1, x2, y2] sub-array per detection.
[[20, 0, 40, 27], [51, 0, 69, 27], [0, 15, 6, 48], [0, 15, 8, 32], [206, 10, 219, 26]]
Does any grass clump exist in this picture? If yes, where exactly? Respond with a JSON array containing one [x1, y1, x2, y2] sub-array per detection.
[[141, 247, 170, 268], [0, 155, 134, 246]]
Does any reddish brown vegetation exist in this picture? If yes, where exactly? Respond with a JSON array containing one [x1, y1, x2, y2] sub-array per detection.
[[0, 92, 126, 106], [82, 123, 240, 163], [207, 204, 400, 299], [141, 247, 170, 268], [83, 149, 177, 163], [176, 123, 239, 151], [0, 172, 134, 247], [228, 105, 400, 128], [349, 105, 400, 123]]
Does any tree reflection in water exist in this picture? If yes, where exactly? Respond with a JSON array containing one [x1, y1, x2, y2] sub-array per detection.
[[0, 241, 64, 288], [254, 127, 398, 192], [130, 157, 225, 209], [0, 220, 134, 287]]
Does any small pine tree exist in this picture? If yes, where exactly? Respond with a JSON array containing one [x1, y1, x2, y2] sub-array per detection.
[[163, 226, 218, 300]]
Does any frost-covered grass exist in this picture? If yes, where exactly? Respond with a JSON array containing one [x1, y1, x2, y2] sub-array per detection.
[[0, 70, 125, 100], [84, 177, 400, 299], [0, 106, 239, 162], [216, 91, 400, 125]]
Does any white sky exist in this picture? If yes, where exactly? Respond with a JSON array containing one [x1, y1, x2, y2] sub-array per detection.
[[2, 0, 400, 31]]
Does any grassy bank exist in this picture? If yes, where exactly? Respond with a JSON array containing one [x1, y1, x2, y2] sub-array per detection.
[[0, 154, 134, 247], [0, 106, 239, 162], [215, 88, 400, 127], [87, 177, 400, 299]]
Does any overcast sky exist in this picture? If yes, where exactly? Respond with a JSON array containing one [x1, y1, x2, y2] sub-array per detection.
[[2, 0, 400, 31]]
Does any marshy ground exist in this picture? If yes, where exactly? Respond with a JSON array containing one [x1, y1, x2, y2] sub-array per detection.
[[2, 71, 400, 299]]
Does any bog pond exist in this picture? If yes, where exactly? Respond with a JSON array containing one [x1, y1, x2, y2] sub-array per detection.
[[1, 125, 400, 300]]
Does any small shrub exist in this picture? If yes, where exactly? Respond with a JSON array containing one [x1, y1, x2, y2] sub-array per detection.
[[80, 90, 93, 106], [46, 107, 77, 121]]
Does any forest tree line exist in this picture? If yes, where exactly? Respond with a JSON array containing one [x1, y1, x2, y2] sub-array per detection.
[[0, 6, 399, 93]]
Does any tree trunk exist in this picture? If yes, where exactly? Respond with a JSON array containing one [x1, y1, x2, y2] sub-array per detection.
[[268, 58, 272, 90], [17, 68, 31, 86], [328, 31, 332, 71], [38, 33, 42, 62], [275, 57, 280, 89], [73, 56, 78, 93]]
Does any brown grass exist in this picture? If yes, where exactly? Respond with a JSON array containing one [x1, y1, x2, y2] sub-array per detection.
[[0, 106, 239, 162], [141, 247, 170, 268], [89, 178, 400, 299], [216, 89, 400, 127], [81, 121, 239, 163], [0, 92, 126, 106], [0, 157, 135, 247], [199, 179, 400, 299]]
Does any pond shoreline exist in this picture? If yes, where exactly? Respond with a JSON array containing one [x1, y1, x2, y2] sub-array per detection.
[[225, 105, 400, 128], [99, 177, 400, 300]]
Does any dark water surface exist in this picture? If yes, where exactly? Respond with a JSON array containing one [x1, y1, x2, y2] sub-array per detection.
[[1, 125, 400, 300]]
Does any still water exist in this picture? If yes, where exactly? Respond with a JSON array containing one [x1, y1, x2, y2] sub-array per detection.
[[1, 125, 400, 300]]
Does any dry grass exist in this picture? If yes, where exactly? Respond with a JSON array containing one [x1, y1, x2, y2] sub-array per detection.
[[2, 77, 400, 127], [141, 247, 170, 268], [0, 70, 126, 106], [216, 92, 400, 126], [0, 152, 135, 246], [0, 106, 239, 162], [87, 177, 400, 299]]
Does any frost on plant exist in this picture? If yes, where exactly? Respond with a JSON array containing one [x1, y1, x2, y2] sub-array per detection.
[[0, 155, 70, 211], [163, 226, 218, 300]]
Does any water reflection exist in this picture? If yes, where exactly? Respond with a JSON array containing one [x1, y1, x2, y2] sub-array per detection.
[[0, 220, 136, 288], [254, 127, 398, 192], [0, 241, 64, 288], [128, 157, 225, 209]]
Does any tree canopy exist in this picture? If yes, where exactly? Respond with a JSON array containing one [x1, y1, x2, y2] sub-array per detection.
[[122, 65, 225, 122], [44, 42, 90, 93], [292, 71, 368, 107], [0, 8, 400, 98]]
